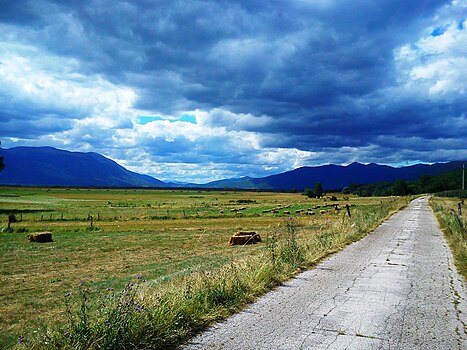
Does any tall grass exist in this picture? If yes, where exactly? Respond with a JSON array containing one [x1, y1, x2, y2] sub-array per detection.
[[20, 198, 408, 349], [430, 197, 467, 279]]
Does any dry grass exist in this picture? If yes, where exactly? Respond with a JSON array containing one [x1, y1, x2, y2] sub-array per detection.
[[0, 187, 407, 348], [430, 196, 467, 279]]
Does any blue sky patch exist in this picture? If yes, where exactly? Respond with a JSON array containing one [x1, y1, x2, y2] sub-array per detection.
[[137, 114, 197, 125], [431, 25, 447, 36], [458, 19, 465, 30], [137, 116, 163, 125], [179, 114, 197, 124]]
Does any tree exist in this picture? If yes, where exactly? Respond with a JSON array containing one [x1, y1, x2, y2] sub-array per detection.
[[303, 187, 315, 198], [392, 179, 412, 196], [314, 182, 323, 198], [416, 174, 433, 193]]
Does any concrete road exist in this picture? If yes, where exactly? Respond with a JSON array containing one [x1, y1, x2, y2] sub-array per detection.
[[183, 197, 467, 349]]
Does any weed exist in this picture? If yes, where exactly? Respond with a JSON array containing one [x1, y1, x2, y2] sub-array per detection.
[[267, 216, 304, 269], [35, 279, 148, 350]]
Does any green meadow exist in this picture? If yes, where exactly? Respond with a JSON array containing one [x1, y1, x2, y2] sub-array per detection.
[[0, 187, 409, 349]]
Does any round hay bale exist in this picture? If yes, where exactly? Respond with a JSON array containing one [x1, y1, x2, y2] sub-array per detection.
[[229, 231, 261, 245], [28, 232, 53, 243]]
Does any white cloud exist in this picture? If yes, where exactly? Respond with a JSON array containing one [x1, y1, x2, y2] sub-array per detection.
[[394, 6, 467, 97], [193, 108, 272, 133], [0, 42, 138, 121]]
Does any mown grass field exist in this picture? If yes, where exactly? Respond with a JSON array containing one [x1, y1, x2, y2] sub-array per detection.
[[0, 187, 408, 348]]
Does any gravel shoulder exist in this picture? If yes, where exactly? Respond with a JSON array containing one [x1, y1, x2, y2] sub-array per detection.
[[183, 196, 467, 350]]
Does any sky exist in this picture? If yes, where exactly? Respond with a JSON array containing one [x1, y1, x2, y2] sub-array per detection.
[[0, 0, 466, 183]]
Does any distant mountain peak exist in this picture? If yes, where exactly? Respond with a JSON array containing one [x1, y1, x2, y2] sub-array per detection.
[[347, 162, 363, 167], [0, 146, 166, 187]]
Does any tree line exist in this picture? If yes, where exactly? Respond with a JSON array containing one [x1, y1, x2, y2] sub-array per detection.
[[347, 169, 465, 197], [301, 168, 465, 198]]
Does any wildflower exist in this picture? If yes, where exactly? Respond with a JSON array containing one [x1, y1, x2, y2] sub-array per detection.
[[18, 335, 25, 344], [136, 275, 143, 280]]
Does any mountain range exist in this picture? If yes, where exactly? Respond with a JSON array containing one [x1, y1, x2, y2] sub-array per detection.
[[0, 147, 165, 187], [201, 162, 464, 190], [0, 146, 464, 190]]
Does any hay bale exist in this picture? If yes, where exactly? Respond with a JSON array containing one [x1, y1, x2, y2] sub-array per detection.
[[320, 210, 326, 214], [234, 231, 261, 241], [307, 211, 315, 215], [229, 231, 261, 245], [28, 232, 53, 243], [283, 210, 290, 214]]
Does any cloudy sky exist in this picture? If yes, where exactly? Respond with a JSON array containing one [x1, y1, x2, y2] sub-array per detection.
[[0, 0, 465, 183]]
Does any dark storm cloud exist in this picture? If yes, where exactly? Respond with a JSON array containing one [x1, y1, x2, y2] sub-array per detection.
[[0, 116, 73, 139], [0, 0, 44, 25], [6, 0, 448, 111], [0, 0, 465, 181]]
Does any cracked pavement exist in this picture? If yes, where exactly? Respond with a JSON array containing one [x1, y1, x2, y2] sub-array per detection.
[[182, 197, 467, 349]]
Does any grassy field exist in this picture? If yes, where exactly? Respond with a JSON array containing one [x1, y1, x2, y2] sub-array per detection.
[[430, 196, 467, 279], [0, 187, 408, 348]]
